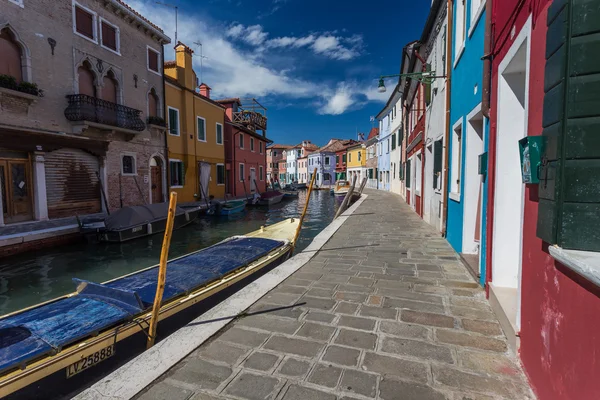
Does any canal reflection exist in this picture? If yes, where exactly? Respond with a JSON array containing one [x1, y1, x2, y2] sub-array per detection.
[[0, 190, 337, 315]]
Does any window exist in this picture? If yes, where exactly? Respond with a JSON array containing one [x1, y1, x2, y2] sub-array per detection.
[[148, 88, 159, 117], [387, 139, 390, 153], [169, 160, 184, 187], [470, 0, 484, 31], [273, 150, 277, 157], [348, 153, 352, 163], [250, 137, 255, 152], [369, 168, 373, 179], [325, 157, 330, 166], [454, 0, 466, 59], [450, 120, 463, 199], [147, 46, 160, 74], [100, 18, 119, 54], [259, 141, 263, 154], [121, 154, 136, 175], [74, 3, 96, 42], [393, 163, 396, 179], [216, 164, 225, 185], [358, 152, 361, 162], [0, 28, 23, 82], [216, 123, 223, 145], [197, 117, 206, 141], [415, 153, 422, 194], [343, 154, 347, 163], [239, 133, 244, 149], [168, 107, 179, 136], [392, 134, 397, 150], [259, 166, 264, 180], [78, 61, 96, 97], [433, 139, 443, 190], [239, 163, 245, 181], [406, 160, 411, 188]]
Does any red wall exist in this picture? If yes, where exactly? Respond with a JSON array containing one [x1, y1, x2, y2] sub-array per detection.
[[407, 114, 424, 217], [487, 2, 600, 399]]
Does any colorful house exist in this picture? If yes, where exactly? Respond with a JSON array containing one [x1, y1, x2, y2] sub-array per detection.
[[217, 98, 271, 197], [285, 140, 317, 184], [445, 0, 488, 283], [278, 153, 287, 184], [346, 142, 366, 184], [307, 139, 342, 188], [164, 43, 226, 203], [365, 128, 379, 189], [376, 108, 393, 191], [266, 144, 292, 184]]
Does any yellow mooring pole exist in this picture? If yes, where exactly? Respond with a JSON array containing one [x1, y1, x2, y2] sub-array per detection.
[[291, 168, 317, 253], [147, 191, 178, 349]]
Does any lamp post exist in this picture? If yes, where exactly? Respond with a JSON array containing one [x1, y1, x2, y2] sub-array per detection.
[[376, 70, 444, 93]]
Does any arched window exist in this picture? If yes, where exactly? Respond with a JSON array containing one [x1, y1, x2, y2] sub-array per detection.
[[78, 61, 96, 97], [103, 70, 118, 103], [0, 28, 23, 82], [148, 88, 159, 117]]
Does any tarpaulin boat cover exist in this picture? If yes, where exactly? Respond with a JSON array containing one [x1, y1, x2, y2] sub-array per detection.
[[104, 203, 187, 231], [0, 237, 284, 374]]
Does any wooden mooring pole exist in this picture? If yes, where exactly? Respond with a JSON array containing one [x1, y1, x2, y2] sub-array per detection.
[[334, 174, 358, 219], [147, 191, 177, 349], [291, 168, 317, 252]]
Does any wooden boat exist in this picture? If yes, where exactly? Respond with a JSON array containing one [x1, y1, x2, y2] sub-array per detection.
[[281, 190, 299, 199], [206, 199, 246, 216], [0, 218, 300, 398], [333, 181, 360, 202], [79, 203, 200, 243], [248, 191, 285, 207]]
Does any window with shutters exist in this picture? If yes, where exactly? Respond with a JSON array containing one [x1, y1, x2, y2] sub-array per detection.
[[392, 134, 397, 150], [216, 164, 225, 185], [197, 117, 206, 141], [406, 159, 412, 188], [168, 107, 179, 136], [216, 123, 223, 144], [537, 0, 600, 252], [121, 154, 136, 175], [78, 61, 96, 97], [73, 3, 96, 42], [100, 18, 119, 54], [147, 46, 160, 74], [0, 28, 23, 82], [399, 162, 404, 180], [169, 160, 184, 187], [433, 139, 443, 190], [325, 157, 330, 166], [239, 133, 244, 149], [450, 119, 462, 200], [369, 168, 373, 179], [343, 154, 347, 163], [259, 166, 264, 180], [239, 163, 245, 181]]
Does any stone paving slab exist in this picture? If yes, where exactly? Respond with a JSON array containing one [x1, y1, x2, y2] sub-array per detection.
[[135, 190, 535, 400]]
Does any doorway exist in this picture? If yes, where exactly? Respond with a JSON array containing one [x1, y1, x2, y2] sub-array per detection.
[[199, 162, 211, 199], [150, 156, 164, 204], [0, 158, 33, 223], [250, 168, 257, 192]]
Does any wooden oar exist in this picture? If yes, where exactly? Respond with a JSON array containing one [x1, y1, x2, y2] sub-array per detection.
[[291, 168, 317, 253], [147, 191, 177, 349]]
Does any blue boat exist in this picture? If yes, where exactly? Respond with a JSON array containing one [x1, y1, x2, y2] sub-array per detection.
[[0, 219, 300, 397], [207, 199, 246, 216]]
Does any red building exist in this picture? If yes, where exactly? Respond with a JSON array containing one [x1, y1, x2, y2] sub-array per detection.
[[485, 1, 600, 398], [217, 98, 271, 197], [401, 42, 425, 217], [334, 140, 359, 181]]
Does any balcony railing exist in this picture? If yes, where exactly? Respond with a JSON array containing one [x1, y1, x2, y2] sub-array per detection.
[[65, 94, 146, 132], [233, 110, 267, 132]]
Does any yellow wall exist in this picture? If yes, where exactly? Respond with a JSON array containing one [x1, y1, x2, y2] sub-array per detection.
[[165, 45, 226, 202], [347, 147, 366, 168]]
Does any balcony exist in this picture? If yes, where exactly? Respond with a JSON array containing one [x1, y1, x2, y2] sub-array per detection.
[[233, 110, 267, 132], [65, 94, 146, 134]]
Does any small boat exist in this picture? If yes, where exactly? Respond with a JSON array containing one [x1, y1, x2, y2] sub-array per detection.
[[248, 191, 285, 207], [333, 180, 360, 202], [207, 199, 246, 216], [80, 203, 200, 243], [281, 190, 299, 199], [294, 183, 307, 189], [0, 218, 300, 398]]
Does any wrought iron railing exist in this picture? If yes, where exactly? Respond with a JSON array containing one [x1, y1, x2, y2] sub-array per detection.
[[64, 94, 146, 131], [232, 110, 267, 131]]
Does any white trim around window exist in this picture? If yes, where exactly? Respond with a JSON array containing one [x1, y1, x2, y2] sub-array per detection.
[[146, 45, 161, 76], [167, 106, 180, 136], [449, 117, 463, 202], [169, 158, 184, 188], [196, 116, 206, 142], [72, 1, 98, 44], [468, 0, 486, 38], [216, 123, 223, 145], [99, 17, 121, 55], [120, 152, 137, 176]]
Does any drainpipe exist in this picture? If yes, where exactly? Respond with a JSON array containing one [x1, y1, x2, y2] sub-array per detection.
[[481, 0, 493, 118], [162, 43, 170, 198], [441, 0, 453, 237]]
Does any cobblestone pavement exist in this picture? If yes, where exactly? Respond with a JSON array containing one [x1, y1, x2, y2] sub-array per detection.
[[136, 190, 534, 400]]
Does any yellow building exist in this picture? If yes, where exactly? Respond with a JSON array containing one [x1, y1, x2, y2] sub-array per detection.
[[164, 43, 226, 202], [346, 143, 367, 183]]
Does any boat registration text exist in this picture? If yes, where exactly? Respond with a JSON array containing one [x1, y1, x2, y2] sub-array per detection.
[[66, 344, 115, 378]]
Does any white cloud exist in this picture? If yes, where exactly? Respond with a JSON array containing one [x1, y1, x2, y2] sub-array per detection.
[[311, 35, 359, 60], [127, 1, 383, 115]]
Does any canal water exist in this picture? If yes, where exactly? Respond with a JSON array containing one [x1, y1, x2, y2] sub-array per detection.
[[0, 190, 337, 316]]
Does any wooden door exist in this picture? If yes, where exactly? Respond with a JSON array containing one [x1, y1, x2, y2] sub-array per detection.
[[0, 160, 33, 223], [250, 169, 256, 192], [151, 165, 163, 204]]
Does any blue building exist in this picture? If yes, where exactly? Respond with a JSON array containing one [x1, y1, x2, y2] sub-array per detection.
[[446, 0, 488, 285], [376, 112, 392, 191]]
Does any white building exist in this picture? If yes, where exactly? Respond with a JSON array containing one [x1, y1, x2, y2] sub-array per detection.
[[379, 87, 404, 198], [285, 146, 301, 184]]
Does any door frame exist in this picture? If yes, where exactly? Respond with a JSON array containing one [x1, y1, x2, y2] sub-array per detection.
[[0, 156, 34, 223], [148, 153, 166, 204], [250, 168, 257, 192]]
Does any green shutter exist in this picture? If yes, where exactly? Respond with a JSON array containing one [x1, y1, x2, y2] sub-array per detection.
[[537, 0, 600, 251], [406, 161, 411, 188], [399, 163, 404, 180], [343, 154, 347, 162], [433, 139, 443, 188], [424, 63, 432, 106], [392, 134, 397, 150]]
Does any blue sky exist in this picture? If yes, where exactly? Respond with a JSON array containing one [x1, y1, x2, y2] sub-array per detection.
[[130, 0, 430, 146]]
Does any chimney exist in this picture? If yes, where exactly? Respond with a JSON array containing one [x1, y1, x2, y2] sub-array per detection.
[[175, 42, 194, 89], [199, 83, 211, 99]]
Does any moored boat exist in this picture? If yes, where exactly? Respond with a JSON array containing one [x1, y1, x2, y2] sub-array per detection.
[[79, 203, 200, 243], [281, 190, 299, 199], [248, 191, 285, 207], [207, 199, 246, 216], [333, 181, 360, 202], [0, 218, 300, 398]]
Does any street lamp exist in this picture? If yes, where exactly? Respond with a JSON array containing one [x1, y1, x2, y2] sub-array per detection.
[[377, 78, 387, 93], [376, 69, 443, 94]]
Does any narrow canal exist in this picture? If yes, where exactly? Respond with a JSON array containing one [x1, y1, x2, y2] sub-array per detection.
[[0, 190, 338, 316]]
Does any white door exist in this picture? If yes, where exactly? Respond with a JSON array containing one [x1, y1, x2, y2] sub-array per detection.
[[199, 162, 211, 199], [250, 168, 257, 192]]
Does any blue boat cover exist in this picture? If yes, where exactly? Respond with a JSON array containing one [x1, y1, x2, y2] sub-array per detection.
[[0, 237, 283, 374]]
